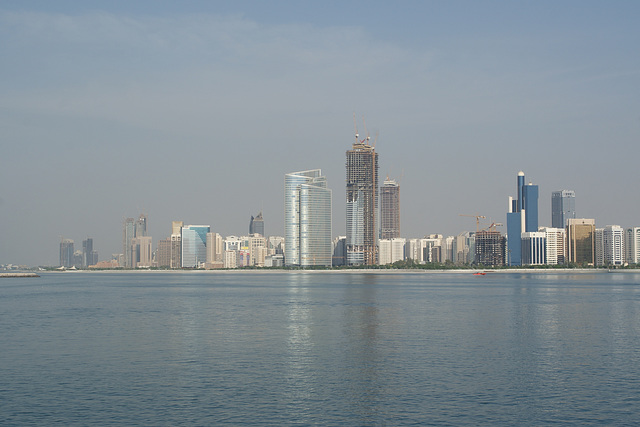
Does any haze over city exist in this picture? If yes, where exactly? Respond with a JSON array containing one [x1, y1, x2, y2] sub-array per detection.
[[1, 0, 639, 266]]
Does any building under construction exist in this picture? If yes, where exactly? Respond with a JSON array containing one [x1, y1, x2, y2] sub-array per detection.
[[475, 230, 506, 266], [380, 177, 400, 239], [346, 136, 379, 266]]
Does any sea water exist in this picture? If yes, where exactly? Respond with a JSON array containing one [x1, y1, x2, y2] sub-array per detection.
[[1, 271, 639, 425]]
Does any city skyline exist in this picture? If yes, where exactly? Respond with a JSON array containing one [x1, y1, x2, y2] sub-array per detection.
[[2, 1, 639, 266]]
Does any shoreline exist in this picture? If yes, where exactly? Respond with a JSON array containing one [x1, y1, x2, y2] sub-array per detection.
[[39, 268, 640, 274]]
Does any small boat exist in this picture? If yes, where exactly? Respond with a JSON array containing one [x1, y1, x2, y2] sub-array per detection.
[[473, 272, 486, 276]]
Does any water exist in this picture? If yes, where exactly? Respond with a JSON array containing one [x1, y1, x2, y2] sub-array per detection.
[[1, 271, 639, 425]]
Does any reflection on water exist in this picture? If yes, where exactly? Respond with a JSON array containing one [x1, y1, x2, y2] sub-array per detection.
[[1, 271, 640, 425]]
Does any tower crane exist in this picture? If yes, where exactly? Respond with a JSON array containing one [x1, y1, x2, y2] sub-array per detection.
[[459, 214, 486, 233]]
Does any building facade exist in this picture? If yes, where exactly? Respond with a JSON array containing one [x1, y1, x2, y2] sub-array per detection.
[[602, 225, 625, 266], [551, 190, 576, 229], [567, 218, 595, 265], [475, 230, 506, 266], [284, 169, 332, 267], [626, 227, 640, 265], [521, 232, 546, 265], [346, 138, 379, 265], [249, 212, 264, 236], [380, 177, 400, 239], [506, 171, 538, 265], [60, 239, 74, 268], [378, 238, 406, 265], [181, 225, 210, 268]]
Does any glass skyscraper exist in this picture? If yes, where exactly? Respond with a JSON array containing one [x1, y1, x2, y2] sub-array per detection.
[[551, 190, 576, 229], [506, 171, 539, 266], [284, 169, 332, 267], [181, 225, 210, 268]]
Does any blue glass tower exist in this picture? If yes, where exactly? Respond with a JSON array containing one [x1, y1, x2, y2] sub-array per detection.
[[506, 171, 538, 266]]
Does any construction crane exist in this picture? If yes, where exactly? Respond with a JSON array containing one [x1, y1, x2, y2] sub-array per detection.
[[482, 222, 503, 233], [459, 214, 486, 233]]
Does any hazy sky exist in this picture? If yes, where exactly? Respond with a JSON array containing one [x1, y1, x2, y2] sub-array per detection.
[[1, 1, 639, 266]]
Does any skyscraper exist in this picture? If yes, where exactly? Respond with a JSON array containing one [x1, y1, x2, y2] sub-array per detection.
[[123, 217, 135, 268], [567, 218, 595, 265], [82, 238, 98, 267], [284, 169, 332, 267], [346, 135, 379, 265], [380, 177, 400, 239], [249, 212, 264, 236], [135, 214, 147, 237], [170, 221, 183, 268], [551, 190, 576, 228], [506, 171, 538, 266], [181, 225, 210, 268], [59, 238, 74, 267]]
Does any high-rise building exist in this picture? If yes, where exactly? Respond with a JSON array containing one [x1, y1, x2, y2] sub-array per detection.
[[181, 225, 210, 268], [567, 218, 595, 265], [170, 221, 183, 269], [131, 236, 152, 268], [206, 232, 223, 264], [380, 177, 400, 239], [249, 212, 264, 236], [346, 136, 379, 265], [284, 169, 332, 267], [601, 225, 625, 266], [156, 238, 172, 267], [540, 227, 566, 265], [506, 171, 538, 266], [59, 238, 74, 268], [135, 214, 148, 237], [551, 190, 576, 228], [123, 217, 136, 268], [475, 230, 506, 266], [626, 227, 640, 265], [82, 238, 98, 267]]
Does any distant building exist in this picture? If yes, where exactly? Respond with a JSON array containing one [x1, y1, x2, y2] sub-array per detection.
[[379, 238, 406, 265], [123, 218, 135, 268], [170, 221, 183, 269], [284, 169, 332, 267], [567, 218, 595, 265], [131, 236, 152, 268], [332, 236, 346, 267], [249, 212, 264, 236], [521, 232, 546, 265], [506, 171, 538, 266], [380, 178, 400, 239], [540, 227, 566, 265], [181, 225, 210, 268], [135, 214, 148, 237], [626, 227, 640, 265], [601, 225, 625, 266], [206, 232, 223, 263], [475, 230, 506, 266], [346, 136, 379, 266], [156, 238, 172, 268], [551, 190, 576, 228], [82, 238, 98, 267], [60, 239, 74, 268]]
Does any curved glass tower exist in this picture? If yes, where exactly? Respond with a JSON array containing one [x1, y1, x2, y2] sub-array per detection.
[[284, 169, 332, 267]]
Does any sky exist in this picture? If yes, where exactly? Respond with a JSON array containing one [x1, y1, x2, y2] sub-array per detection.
[[1, 1, 639, 266]]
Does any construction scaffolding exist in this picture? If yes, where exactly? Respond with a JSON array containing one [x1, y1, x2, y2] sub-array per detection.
[[346, 140, 379, 266], [475, 230, 506, 266]]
